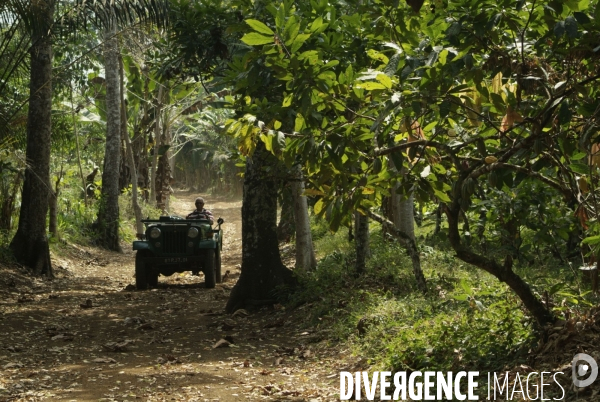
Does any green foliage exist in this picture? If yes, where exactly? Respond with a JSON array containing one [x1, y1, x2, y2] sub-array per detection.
[[196, 0, 600, 325], [217, 0, 600, 251], [291, 220, 600, 373], [50, 164, 97, 245], [118, 191, 162, 243], [309, 214, 331, 243], [161, 0, 242, 80], [378, 292, 534, 373], [289, 226, 538, 370]]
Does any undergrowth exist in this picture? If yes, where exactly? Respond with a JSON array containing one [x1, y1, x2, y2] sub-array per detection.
[[118, 189, 162, 243], [289, 215, 599, 375]]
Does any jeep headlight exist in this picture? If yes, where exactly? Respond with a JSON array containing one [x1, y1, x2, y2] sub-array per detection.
[[149, 227, 161, 239], [187, 227, 199, 239]]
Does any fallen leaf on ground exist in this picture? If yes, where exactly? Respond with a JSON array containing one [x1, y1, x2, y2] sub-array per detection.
[[103, 340, 133, 352], [3, 362, 24, 369], [92, 357, 116, 364], [221, 319, 236, 331], [213, 339, 231, 348], [123, 316, 145, 326], [137, 322, 155, 330], [79, 299, 93, 309], [51, 333, 74, 341], [232, 309, 249, 318]]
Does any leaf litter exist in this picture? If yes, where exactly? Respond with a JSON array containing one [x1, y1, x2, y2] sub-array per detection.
[[0, 193, 342, 401]]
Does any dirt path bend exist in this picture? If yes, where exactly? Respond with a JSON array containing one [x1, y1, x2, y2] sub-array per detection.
[[0, 191, 343, 402]]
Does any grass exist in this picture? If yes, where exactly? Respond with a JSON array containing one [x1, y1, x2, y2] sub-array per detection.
[[288, 213, 600, 377]]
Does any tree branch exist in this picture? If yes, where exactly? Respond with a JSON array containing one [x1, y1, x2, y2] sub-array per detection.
[[467, 161, 571, 199]]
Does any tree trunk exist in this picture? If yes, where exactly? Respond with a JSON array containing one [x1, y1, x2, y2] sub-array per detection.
[[384, 172, 416, 243], [49, 189, 58, 238], [354, 211, 369, 275], [384, 173, 427, 292], [185, 161, 195, 190], [156, 152, 172, 213], [95, 23, 122, 251], [461, 210, 472, 245], [70, 84, 88, 206], [367, 210, 427, 294], [120, 54, 144, 238], [444, 200, 555, 326], [133, 72, 151, 202], [49, 168, 63, 239], [290, 163, 316, 270], [392, 187, 415, 241], [277, 184, 295, 242], [226, 142, 295, 313], [156, 120, 172, 213], [434, 203, 443, 234], [118, 92, 129, 194], [131, 125, 149, 202], [10, 0, 55, 277], [150, 85, 163, 206]]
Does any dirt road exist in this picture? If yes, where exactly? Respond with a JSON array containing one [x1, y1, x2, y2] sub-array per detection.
[[0, 192, 342, 401]]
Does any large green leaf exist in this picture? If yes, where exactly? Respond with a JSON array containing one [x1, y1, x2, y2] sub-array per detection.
[[246, 19, 274, 35], [290, 33, 311, 53], [241, 32, 273, 46]]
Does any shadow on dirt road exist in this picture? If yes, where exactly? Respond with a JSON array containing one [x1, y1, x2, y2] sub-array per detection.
[[0, 191, 341, 401]]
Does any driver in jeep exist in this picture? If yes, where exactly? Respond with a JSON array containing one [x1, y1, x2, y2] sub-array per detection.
[[186, 197, 214, 224]]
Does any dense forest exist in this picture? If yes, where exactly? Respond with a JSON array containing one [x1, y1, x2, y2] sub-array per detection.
[[1, 0, 600, 400]]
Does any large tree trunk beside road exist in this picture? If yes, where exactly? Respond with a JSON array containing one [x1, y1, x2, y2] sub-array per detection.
[[95, 23, 122, 251], [226, 143, 295, 313], [10, 0, 55, 277]]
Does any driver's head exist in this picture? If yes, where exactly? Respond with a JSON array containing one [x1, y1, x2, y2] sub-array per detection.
[[195, 197, 205, 209]]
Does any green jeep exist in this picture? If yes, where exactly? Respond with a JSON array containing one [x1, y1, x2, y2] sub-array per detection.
[[132, 216, 224, 289]]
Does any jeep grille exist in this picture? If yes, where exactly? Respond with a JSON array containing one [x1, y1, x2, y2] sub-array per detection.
[[163, 230, 187, 253]]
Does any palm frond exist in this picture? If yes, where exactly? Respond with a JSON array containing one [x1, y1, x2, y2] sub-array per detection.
[[58, 0, 169, 35], [0, 0, 170, 142]]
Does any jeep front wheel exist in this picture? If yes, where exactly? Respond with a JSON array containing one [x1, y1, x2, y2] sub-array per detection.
[[135, 251, 150, 290], [204, 250, 216, 288], [216, 248, 222, 283], [148, 270, 159, 287]]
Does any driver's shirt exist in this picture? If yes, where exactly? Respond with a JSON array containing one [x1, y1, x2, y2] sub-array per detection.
[[186, 208, 214, 224]]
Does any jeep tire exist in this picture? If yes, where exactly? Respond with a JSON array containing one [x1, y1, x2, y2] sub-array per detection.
[[135, 251, 149, 290], [148, 269, 159, 287], [204, 250, 216, 288], [216, 248, 222, 283]]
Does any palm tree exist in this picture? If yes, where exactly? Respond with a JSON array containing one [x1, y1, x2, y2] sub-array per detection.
[[7, 0, 56, 275], [95, 19, 123, 250], [4, 0, 168, 275]]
